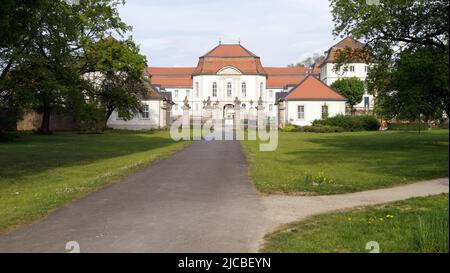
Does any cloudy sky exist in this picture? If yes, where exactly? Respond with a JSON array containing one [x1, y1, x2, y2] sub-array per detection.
[[118, 0, 339, 67]]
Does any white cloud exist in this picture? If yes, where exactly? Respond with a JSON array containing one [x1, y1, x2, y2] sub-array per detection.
[[118, 0, 338, 67]]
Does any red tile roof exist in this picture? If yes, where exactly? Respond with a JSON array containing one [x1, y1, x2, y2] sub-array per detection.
[[202, 44, 258, 57], [265, 67, 319, 88], [323, 37, 366, 64], [146, 44, 323, 89], [267, 75, 307, 89], [146, 67, 195, 75], [193, 44, 267, 76], [285, 75, 346, 101], [146, 67, 194, 88], [264, 67, 310, 75]]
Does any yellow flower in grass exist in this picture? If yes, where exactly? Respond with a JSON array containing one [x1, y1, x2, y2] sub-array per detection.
[[385, 214, 395, 219], [347, 217, 352, 222]]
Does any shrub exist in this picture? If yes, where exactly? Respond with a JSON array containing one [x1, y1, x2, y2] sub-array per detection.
[[388, 122, 428, 131], [75, 104, 106, 133], [298, 125, 345, 133], [313, 115, 380, 131], [281, 124, 301, 132]]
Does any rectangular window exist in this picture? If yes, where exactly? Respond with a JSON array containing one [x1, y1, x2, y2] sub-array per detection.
[[141, 105, 149, 119], [269, 104, 273, 111], [364, 96, 370, 108], [349, 65, 355, 72], [212, 82, 217, 97], [186, 90, 190, 97], [174, 90, 179, 98], [195, 82, 199, 97], [297, 105, 305, 120], [227, 82, 232, 97], [269, 90, 273, 98]]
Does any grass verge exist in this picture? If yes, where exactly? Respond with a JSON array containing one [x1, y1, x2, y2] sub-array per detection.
[[241, 130, 449, 195], [0, 130, 190, 234], [262, 194, 449, 253]]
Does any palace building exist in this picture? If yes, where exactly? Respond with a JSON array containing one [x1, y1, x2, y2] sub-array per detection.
[[106, 37, 373, 130]]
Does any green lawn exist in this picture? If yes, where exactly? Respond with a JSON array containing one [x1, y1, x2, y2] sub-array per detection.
[[262, 194, 449, 253], [0, 130, 190, 234], [241, 130, 449, 195]]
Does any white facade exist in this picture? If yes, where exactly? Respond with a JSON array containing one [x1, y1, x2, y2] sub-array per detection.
[[107, 100, 164, 130], [168, 73, 277, 120], [286, 100, 346, 126]]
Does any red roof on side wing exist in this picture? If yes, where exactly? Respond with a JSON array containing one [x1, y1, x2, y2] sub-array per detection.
[[146, 67, 194, 88], [264, 67, 310, 75], [146, 67, 196, 75], [285, 75, 347, 101], [265, 67, 319, 88], [266, 75, 307, 89]]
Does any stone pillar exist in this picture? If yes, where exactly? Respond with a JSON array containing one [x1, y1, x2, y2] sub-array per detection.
[[277, 100, 286, 129], [182, 96, 191, 130], [256, 96, 265, 129]]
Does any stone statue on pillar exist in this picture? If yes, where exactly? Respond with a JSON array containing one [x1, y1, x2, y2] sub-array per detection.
[[277, 100, 286, 129]]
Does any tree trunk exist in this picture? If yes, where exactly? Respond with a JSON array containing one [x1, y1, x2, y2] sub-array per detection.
[[39, 105, 51, 134], [105, 107, 114, 124]]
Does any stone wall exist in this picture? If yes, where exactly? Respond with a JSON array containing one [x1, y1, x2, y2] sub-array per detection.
[[17, 112, 77, 131]]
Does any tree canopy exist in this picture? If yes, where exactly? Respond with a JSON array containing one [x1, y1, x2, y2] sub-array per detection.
[[330, 0, 449, 122], [331, 77, 366, 112], [0, 0, 147, 133]]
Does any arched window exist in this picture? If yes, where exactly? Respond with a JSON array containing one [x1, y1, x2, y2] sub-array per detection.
[[241, 82, 247, 97], [212, 82, 217, 97], [241, 103, 246, 109], [227, 82, 232, 97]]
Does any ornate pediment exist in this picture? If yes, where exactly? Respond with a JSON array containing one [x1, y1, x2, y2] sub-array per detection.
[[217, 66, 242, 75]]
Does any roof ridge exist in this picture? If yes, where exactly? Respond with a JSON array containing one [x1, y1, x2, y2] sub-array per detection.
[[201, 44, 222, 57], [284, 75, 346, 101]]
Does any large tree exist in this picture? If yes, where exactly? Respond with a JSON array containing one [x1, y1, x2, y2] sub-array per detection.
[[331, 77, 365, 114], [80, 36, 148, 124], [0, 0, 134, 133], [330, 0, 449, 122]]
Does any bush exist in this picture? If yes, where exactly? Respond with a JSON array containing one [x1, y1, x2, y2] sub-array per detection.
[[388, 122, 429, 131], [298, 125, 345, 133], [75, 104, 106, 132], [281, 124, 300, 132], [313, 115, 381, 131]]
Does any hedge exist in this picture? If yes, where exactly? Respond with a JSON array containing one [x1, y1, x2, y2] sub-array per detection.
[[281, 124, 344, 133], [313, 115, 381, 131]]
